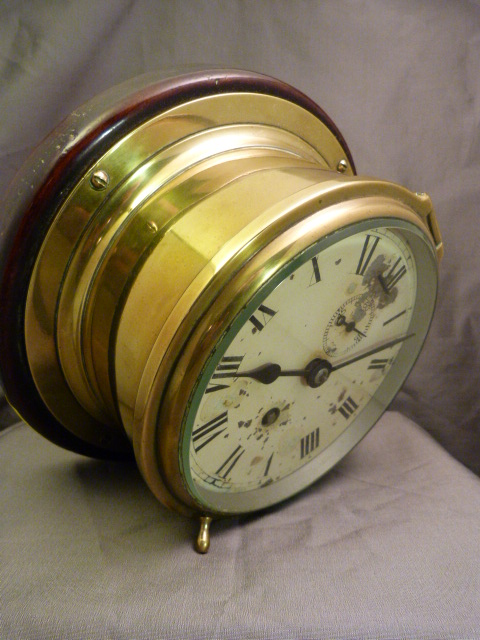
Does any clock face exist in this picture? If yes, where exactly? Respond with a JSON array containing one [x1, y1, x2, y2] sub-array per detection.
[[181, 221, 436, 514]]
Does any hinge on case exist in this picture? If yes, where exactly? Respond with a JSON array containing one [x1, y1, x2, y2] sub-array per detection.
[[426, 209, 443, 262], [415, 192, 444, 262]]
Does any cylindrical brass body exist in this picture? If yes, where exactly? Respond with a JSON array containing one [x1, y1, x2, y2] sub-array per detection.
[[23, 88, 357, 455]]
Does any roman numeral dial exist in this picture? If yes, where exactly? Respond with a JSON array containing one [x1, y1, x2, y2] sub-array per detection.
[[300, 428, 320, 458], [192, 412, 229, 452], [368, 358, 390, 373], [249, 304, 277, 332], [216, 446, 245, 479], [338, 396, 358, 419], [187, 225, 421, 504], [309, 256, 322, 285]]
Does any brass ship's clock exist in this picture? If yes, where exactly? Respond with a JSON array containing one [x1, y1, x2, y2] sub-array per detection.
[[0, 69, 442, 552]]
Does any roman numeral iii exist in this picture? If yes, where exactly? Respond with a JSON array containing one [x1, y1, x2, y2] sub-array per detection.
[[338, 396, 358, 419]]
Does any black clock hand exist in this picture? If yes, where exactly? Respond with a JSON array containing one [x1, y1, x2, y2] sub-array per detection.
[[235, 363, 283, 384], [235, 363, 318, 384], [235, 333, 415, 386], [335, 313, 367, 338], [330, 332, 416, 371]]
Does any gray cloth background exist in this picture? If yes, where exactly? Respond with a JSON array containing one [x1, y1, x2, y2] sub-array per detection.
[[1, 1, 480, 638], [2, 413, 480, 639]]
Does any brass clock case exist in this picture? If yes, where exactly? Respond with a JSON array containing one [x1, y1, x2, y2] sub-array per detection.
[[0, 70, 443, 528]]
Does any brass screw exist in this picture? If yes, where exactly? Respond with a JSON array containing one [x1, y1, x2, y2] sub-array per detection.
[[90, 169, 110, 190], [336, 159, 348, 173]]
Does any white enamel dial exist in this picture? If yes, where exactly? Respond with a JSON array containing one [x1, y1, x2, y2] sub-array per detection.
[[182, 222, 434, 514]]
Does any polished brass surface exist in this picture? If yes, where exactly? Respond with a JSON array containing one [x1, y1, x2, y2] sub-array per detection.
[[196, 516, 213, 554], [24, 91, 351, 455], [149, 191, 439, 514], [20, 77, 443, 522]]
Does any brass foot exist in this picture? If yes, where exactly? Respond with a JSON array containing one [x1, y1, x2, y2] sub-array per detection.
[[195, 516, 213, 553]]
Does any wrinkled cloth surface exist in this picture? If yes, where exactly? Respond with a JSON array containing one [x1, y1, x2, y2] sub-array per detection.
[[1, 413, 480, 639], [1, 1, 480, 638]]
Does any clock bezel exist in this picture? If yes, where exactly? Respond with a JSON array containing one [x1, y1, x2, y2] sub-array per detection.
[[182, 221, 436, 514], [141, 193, 439, 516]]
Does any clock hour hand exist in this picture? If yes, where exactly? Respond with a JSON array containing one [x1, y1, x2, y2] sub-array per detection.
[[235, 363, 283, 384], [235, 359, 332, 388], [235, 333, 415, 387], [235, 360, 332, 388]]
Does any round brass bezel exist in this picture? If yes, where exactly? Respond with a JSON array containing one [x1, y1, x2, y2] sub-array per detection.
[[135, 186, 439, 516]]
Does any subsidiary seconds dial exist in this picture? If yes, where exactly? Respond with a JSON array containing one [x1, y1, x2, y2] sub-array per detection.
[[186, 225, 417, 507]]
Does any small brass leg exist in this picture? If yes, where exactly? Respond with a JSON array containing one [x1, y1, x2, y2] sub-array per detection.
[[195, 516, 213, 554]]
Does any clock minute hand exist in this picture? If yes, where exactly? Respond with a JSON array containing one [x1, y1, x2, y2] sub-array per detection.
[[331, 332, 416, 371]]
